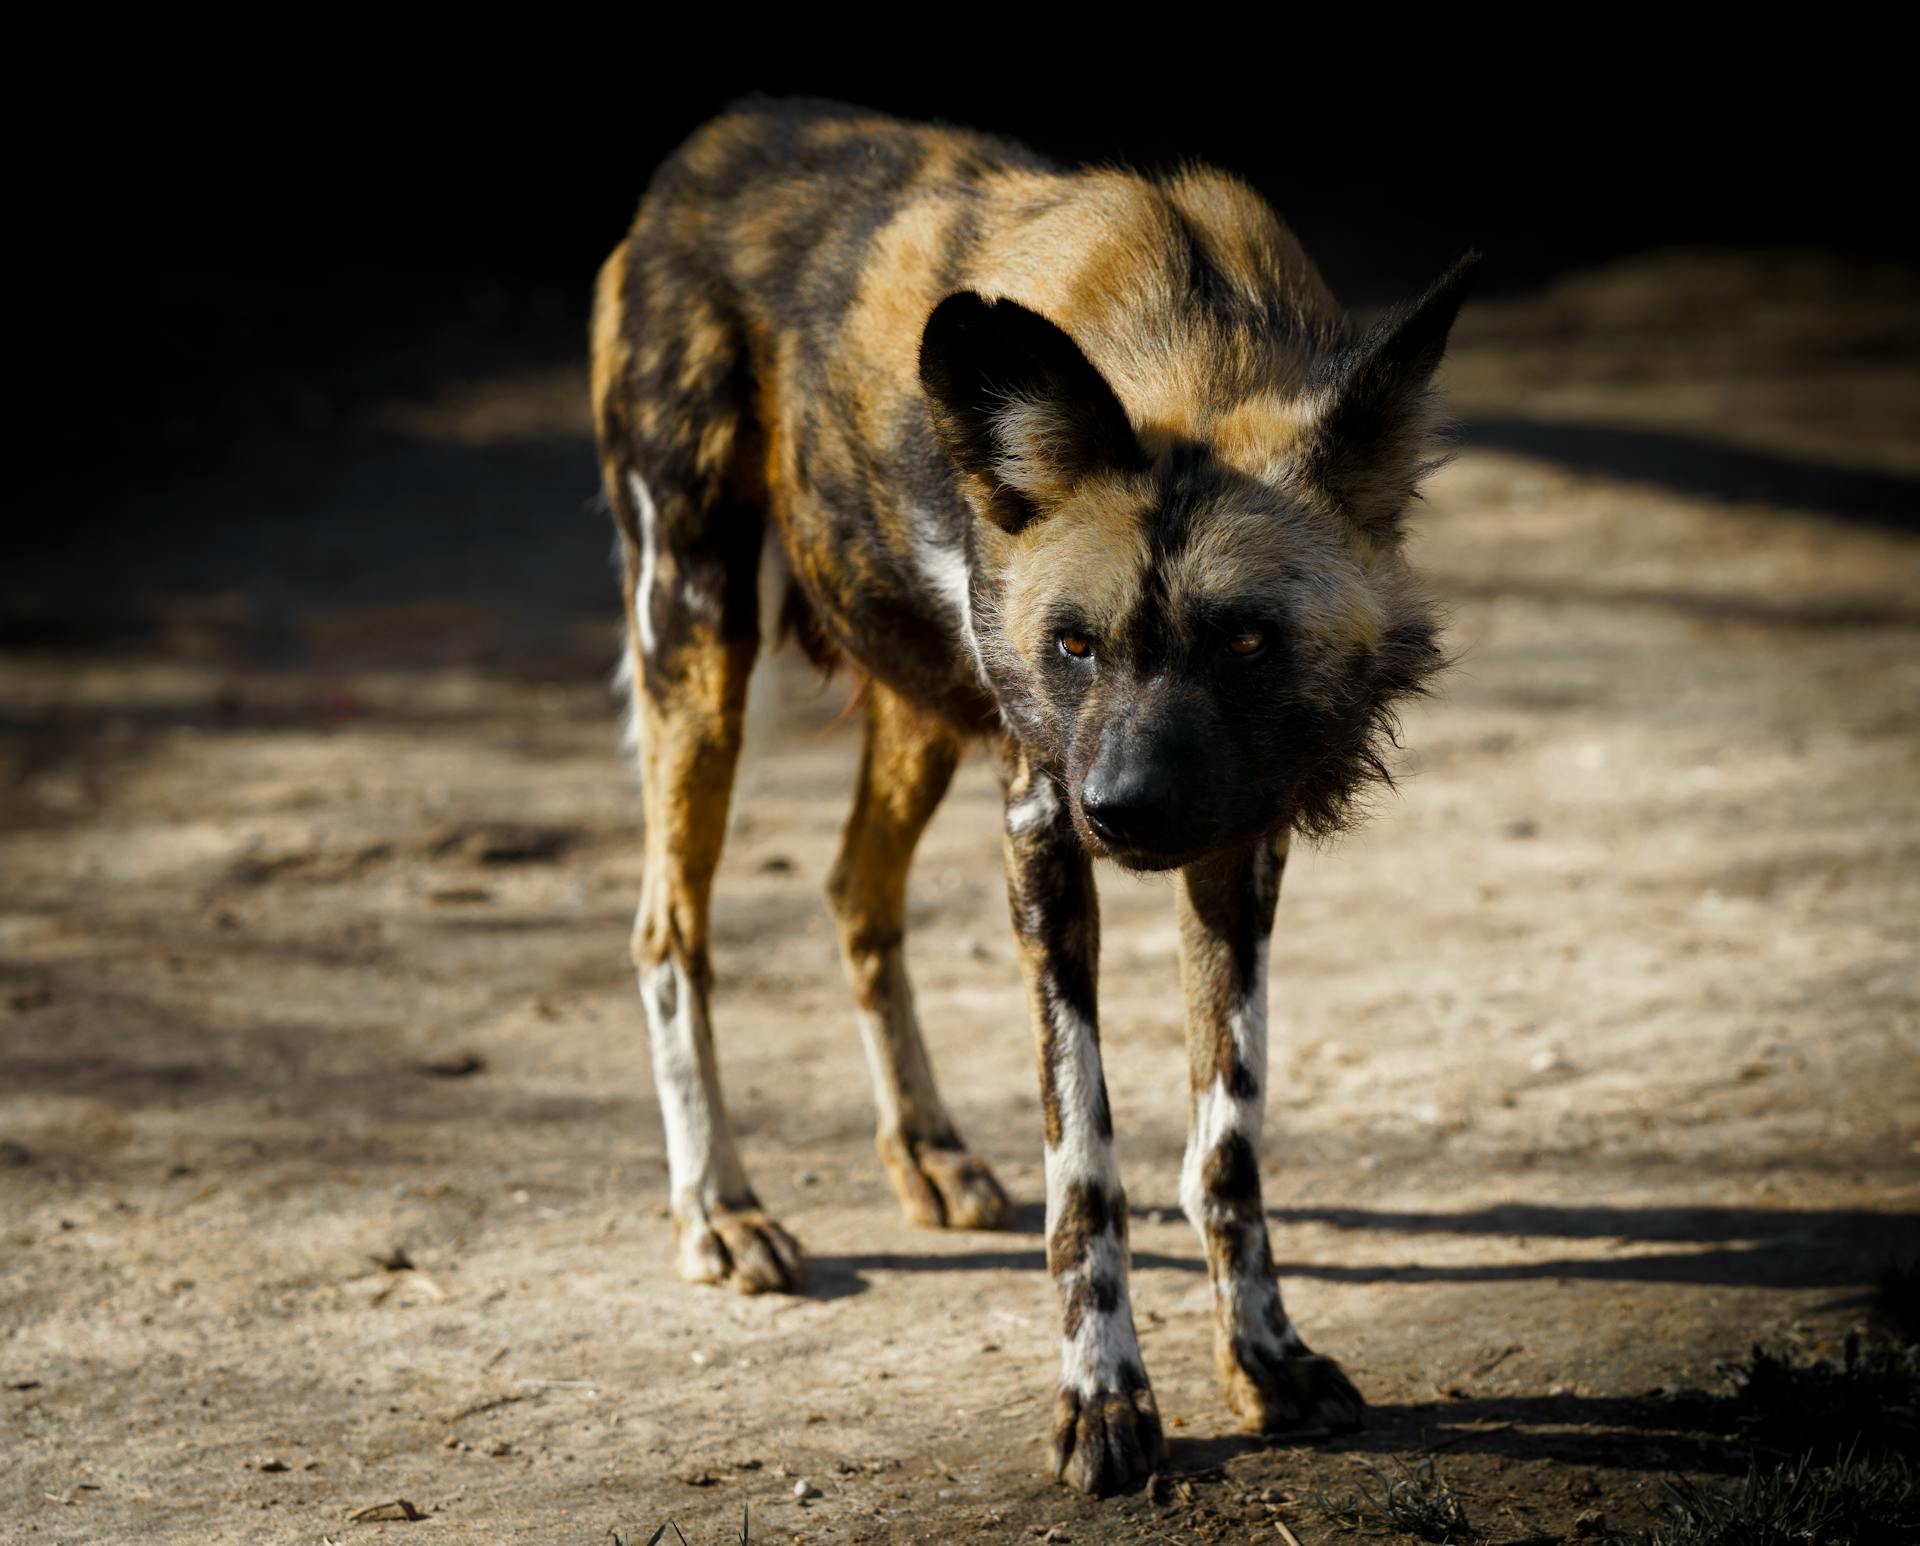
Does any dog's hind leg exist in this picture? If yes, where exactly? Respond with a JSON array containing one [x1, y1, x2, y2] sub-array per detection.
[[1177, 833, 1363, 1431], [623, 597, 804, 1294], [595, 238, 804, 1294], [827, 683, 1012, 1231]]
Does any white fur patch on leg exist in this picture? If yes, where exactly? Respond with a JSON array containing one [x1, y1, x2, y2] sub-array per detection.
[[1179, 939, 1269, 1229], [1180, 935, 1302, 1355], [852, 1006, 906, 1135], [1005, 773, 1062, 837], [627, 469, 660, 658], [611, 639, 644, 765], [638, 955, 711, 1204], [1055, 1225, 1141, 1397], [1046, 995, 1112, 1185], [637, 950, 751, 1272], [1045, 992, 1145, 1395]]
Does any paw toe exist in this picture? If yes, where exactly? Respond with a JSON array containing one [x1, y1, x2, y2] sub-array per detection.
[[880, 1136, 1014, 1231], [1226, 1346, 1367, 1437], [1052, 1384, 1163, 1497], [675, 1208, 808, 1295], [924, 1150, 1013, 1231]]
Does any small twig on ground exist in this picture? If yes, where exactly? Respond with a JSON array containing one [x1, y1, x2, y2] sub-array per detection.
[[1470, 1343, 1524, 1377], [443, 1390, 533, 1423], [347, 1498, 426, 1522], [514, 1377, 597, 1390]]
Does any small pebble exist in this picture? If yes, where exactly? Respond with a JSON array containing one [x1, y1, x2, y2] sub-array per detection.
[[793, 1478, 821, 1500]]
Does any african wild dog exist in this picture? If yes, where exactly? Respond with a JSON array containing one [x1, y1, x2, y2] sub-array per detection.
[[590, 98, 1474, 1496]]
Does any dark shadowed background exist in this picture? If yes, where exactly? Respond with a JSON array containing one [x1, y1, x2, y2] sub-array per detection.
[[15, 61, 1913, 644], [21, 62, 1915, 508]]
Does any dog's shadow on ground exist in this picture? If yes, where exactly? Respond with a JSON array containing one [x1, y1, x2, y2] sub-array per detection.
[[1165, 1388, 1762, 1477], [812, 1200, 1920, 1299]]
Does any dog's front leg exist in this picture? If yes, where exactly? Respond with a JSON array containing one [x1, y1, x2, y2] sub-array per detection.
[[1001, 745, 1162, 1496], [1177, 833, 1364, 1434]]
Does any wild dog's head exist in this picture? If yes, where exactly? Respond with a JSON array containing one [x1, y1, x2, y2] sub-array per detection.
[[920, 256, 1476, 869]]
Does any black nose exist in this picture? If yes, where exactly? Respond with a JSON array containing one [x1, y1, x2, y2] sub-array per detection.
[[1080, 766, 1179, 852]]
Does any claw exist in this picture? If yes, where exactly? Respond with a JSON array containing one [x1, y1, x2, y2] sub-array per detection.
[[673, 1205, 808, 1294], [1220, 1343, 1366, 1437], [877, 1134, 1013, 1231]]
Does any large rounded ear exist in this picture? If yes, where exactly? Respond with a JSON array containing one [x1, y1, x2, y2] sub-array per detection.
[[1303, 250, 1481, 540], [919, 291, 1144, 533]]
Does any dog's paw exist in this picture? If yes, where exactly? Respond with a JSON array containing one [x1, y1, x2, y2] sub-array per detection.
[[877, 1133, 1013, 1231], [1051, 1380, 1164, 1497], [673, 1204, 808, 1294], [1220, 1343, 1366, 1437]]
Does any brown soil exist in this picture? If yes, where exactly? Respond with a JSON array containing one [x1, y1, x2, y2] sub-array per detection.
[[4, 249, 1918, 1543]]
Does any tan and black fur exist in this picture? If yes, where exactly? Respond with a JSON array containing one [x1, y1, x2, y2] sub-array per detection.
[[590, 97, 1473, 1496]]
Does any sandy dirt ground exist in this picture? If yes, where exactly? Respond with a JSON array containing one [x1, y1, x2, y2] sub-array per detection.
[[4, 250, 1919, 1544]]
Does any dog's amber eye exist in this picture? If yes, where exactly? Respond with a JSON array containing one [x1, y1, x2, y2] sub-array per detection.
[[1226, 630, 1265, 657], [1057, 631, 1093, 659]]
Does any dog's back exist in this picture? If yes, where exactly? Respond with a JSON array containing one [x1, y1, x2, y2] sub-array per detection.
[[591, 98, 1355, 717]]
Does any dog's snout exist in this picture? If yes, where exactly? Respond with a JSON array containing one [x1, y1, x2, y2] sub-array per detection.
[[1081, 759, 1180, 852]]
